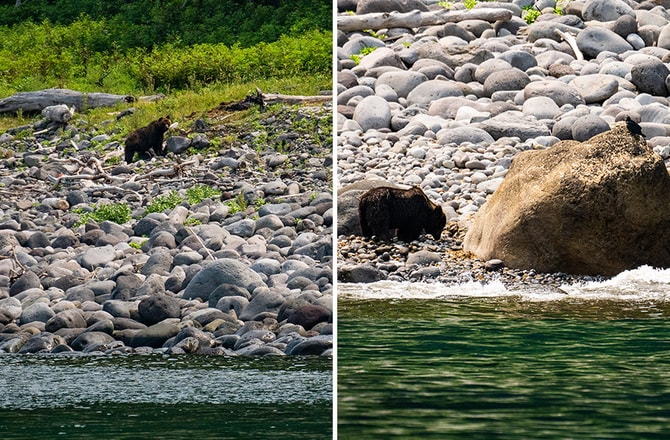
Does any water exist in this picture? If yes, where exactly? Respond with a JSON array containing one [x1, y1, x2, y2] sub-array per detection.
[[338, 266, 670, 439], [0, 355, 332, 439]]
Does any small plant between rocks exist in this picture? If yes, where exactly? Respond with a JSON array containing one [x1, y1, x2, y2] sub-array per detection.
[[74, 202, 132, 225]]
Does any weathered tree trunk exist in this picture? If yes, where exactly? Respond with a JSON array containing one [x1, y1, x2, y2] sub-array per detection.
[[262, 93, 332, 105], [337, 8, 514, 32], [0, 89, 135, 114]]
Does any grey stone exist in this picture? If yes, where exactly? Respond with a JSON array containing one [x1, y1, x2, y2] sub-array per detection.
[[631, 58, 670, 97], [165, 136, 191, 154], [569, 74, 620, 104], [239, 290, 285, 321], [406, 80, 464, 107], [129, 321, 180, 348], [353, 95, 392, 132], [19, 301, 54, 325], [183, 258, 264, 300], [79, 245, 116, 271], [572, 115, 610, 142], [137, 294, 181, 326], [576, 27, 633, 59]]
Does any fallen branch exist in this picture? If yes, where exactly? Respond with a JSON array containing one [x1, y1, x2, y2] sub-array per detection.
[[135, 160, 198, 180], [555, 29, 584, 61], [337, 8, 513, 32], [262, 93, 332, 105]]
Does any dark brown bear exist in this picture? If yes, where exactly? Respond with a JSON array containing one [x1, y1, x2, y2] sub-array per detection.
[[124, 117, 171, 163], [358, 186, 446, 242]]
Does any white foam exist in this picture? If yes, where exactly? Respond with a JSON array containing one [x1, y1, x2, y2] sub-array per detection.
[[559, 265, 670, 301], [339, 265, 670, 302]]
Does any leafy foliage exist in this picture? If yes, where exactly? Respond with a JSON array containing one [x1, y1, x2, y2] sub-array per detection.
[[464, 0, 478, 9], [186, 184, 222, 204], [225, 193, 248, 214], [145, 191, 183, 214], [0, 0, 330, 49], [0, 1, 331, 95], [522, 6, 542, 24], [75, 202, 132, 225]]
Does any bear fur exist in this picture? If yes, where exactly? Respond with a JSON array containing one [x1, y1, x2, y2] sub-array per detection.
[[124, 117, 171, 163], [358, 186, 446, 242]]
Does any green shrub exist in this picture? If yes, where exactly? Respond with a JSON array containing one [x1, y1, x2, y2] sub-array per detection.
[[225, 193, 248, 214], [464, 0, 478, 9], [186, 184, 222, 204], [523, 6, 542, 24], [145, 191, 183, 214], [75, 202, 131, 225]]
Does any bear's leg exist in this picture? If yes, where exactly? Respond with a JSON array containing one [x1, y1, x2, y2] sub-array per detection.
[[124, 147, 135, 163], [359, 205, 373, 237], [153, 144, 167, 157], [397, 224, 422, 242]]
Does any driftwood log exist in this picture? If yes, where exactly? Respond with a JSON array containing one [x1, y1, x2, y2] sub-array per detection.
[[337, 8, 514, 32], [0, 89, 135, 114], [263, 93, 332, 105], [221, 89, 332, 111]]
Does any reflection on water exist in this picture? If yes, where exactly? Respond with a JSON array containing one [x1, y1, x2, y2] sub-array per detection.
[[338, 268, 670, 439], [0, 355, 332, 440]]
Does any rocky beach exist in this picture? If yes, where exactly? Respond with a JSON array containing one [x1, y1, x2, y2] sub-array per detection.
[[336, 0, 670, 287], [0, 98, 333, 355]]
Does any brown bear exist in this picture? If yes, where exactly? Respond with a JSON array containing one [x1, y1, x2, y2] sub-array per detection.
[[124, 117, 172, 163], [358, 186, 446, 242]]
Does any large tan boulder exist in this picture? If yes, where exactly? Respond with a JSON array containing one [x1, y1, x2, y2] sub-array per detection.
[[463, 124, 670, 276]]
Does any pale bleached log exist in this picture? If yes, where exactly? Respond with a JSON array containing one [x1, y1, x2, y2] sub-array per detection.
[[41, 104, 75, 123], [555, 29, 584, 62], [0, 89, 135, 114], [262, 93, 332, 105], [337, 8, 513, 32]]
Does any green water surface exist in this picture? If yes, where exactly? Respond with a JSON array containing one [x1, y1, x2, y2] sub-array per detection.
[[0, 354, 332, 439], [338, 297, 670, 439]]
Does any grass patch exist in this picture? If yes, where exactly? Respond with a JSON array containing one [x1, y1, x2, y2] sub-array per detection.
[[225, 193, 248, 215], [186, 184, 222, 204], [74, 202, 132, 225], [145, 190, 183, 214]]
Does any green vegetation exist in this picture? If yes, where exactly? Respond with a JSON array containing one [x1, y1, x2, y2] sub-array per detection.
[[0, 1, 331, 96], [225, 193, 248, 214], [522, 6, 542, 24], [145, 191, 183, 214], [464, 0, 478, 9], [184, 217, 202, 226], [129, 240, 145, 249], [74, 202, 132, 225], [0, 0, 330, 49], [186, 184, 222, 204]]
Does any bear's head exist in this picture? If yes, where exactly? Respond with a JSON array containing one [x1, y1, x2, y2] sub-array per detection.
[[155, 116, 172, 133], [425, 205, 446, 240]]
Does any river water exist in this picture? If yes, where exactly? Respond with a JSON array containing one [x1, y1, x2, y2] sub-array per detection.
[[0, 355, 332, 439], [337, 265, 670, 439]]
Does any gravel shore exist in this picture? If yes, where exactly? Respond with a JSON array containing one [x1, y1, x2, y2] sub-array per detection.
[[0, 100, 333, 355]]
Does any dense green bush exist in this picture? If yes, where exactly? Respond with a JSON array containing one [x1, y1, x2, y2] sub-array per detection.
[[0, 0, 331, 95], [0, 17, 331, 94], [0, 0, 330, 49]]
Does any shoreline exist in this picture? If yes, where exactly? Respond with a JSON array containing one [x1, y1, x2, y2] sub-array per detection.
[[0, 101, 334, 355]]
